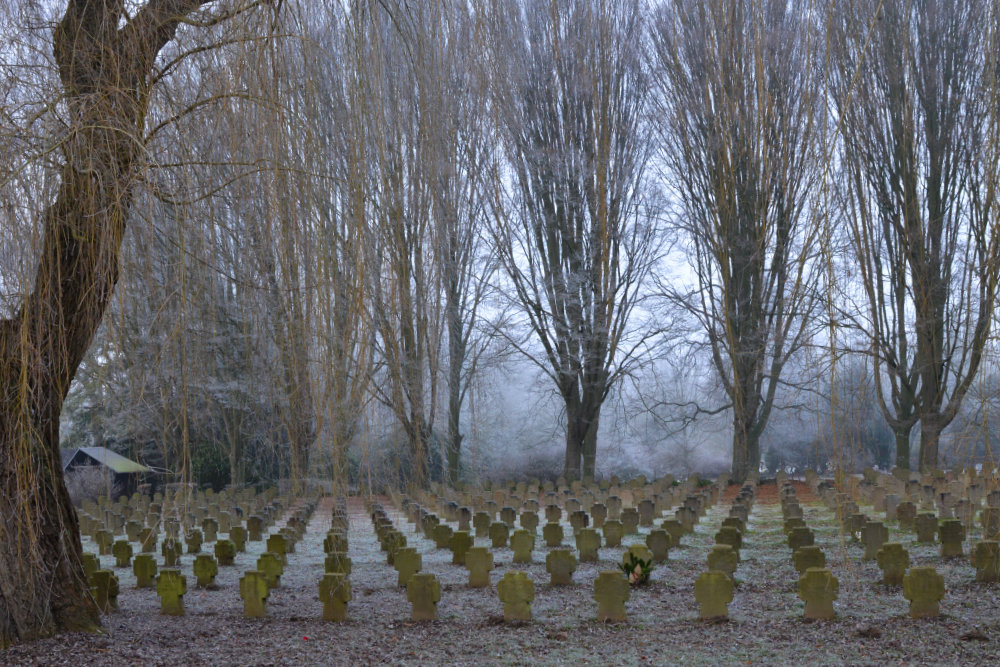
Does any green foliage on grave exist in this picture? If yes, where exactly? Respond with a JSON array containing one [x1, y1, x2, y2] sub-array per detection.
[[619, 552, 653, 586]]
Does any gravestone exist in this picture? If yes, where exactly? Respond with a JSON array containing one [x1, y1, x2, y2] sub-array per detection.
[[89, 570, 119, 614], [938, 519, 965, 558], [606, 496, 622, 521], [156, 569, 186, 616], [497, 571, 534, 622], [139, 527, 156, 553], [797, 568, 838, 620], [661, 519, 684, 546], [500, 506, 517, 528], [520, 511, 539, 534], [202, 517, 218, 543], [193, 554, 218, 588], [543, 522, 564, 547], [510, 529, 535, 564], [325, 551, 352, 576], [319, 573, 352, 622], [546, 549, 577, 585], [694, 570, 733, 620], [125, 520, 141, 542], [94, 529, 113, 556], [214, 539, 236, 566], [876, 543, 909, 586], [185, 529, 202, 554], [433, 524, 454, 550], [257, 552, 283, 589], [621, 508, 640, 535], [914, 513, 938, 543], [715, 526, 742, 556], [902, 567, 945, 618], [861, 522, 889, 561], [133, 553, 157, 588], [247, 515, 264, 541], [229, 526, 247, 553], [112, 539, 133, 568], [576, 528, 601, 563], [646, 530, 671, 562], [161, 538, 180, 567], [981, 507, 1000, 540], [466, 547, 494, 587], [450, 531, 474, 565], [896, 502, 917, 530], [590, 503, 608, 528], [569, 510, 590, 533], [545, 504, 561, 523], [489, 522, 510, 548], [707, 544, 738, 580], [792, 546, 825, 575], [787, 527, 814, 552], [603, 520, 624, 548], [593, 571, 630, 622], [638, 499, 655, 527], [239, 570, 269, 617], [973, 541, 1000, 583], [473, 512, 491, 538], [395, 547, 421, 587], [407, 573, 441, 621], [266, 534, 289, 564]]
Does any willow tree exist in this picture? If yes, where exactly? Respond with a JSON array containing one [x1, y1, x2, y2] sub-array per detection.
[[486, 0, 659, 482], [649, 0, 825, 483], [0, 0, 271, 644], [830, 0, 1000, 473]]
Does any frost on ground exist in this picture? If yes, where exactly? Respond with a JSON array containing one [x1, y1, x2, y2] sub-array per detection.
[[3, 485, 1000, 666]]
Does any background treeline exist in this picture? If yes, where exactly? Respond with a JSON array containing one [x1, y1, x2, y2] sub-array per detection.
[[5, 0, 1000, 492]]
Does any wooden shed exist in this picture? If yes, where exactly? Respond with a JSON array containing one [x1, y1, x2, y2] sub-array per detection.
[[61, 446, 152, 498]]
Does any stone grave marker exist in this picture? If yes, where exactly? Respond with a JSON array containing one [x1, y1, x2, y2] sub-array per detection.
[[112, 539, 133, 568], [876, 542, 909, 586], [715, 526, 742, 556], [914, 513, 938, 543], [161, 538, 180, 567], [646, 530, 671, 562], [797, 568, 837, 620], [466, 547, 494, 587], [981, 507, 1000, 540], [593, 571, 630, 622], [239, 570, 269, 617], [938, 519, 965, 558], [319, 573, 352, 622], [473, 511, 491, 538], [125, 520, 141, 543], [89, 570, 119, 614], [214, 539, 236, 566], [202, 517, 218, 543], [576, 528, 601, 563], [489, 522, 510, 548], [133, 553, 157, 588], [156, 569, 186, 616], [861, 522, 889, 560], [543, 522, 564, 547], [395, 547, 421, 587], [787, 527, 814, 552], [792, 546, 825, 575], [510, 529, 535, 564], [606, 496, 623, 521], [407, 573, 441, 621], [449, 530, 473, 565], [497, 571, 534, 622], [545, 504, 561, 523], [973, 541, 1000, 582], [325, 551, 352, 576], [247, 515, 264, 541], [707, 544, 738, 580], [621, 508, 640, 535], [193, 554, 218, 588], [500, 506, 517, 528], [546, 549, 577, 585], [257, 552, 283, 589], [591, 503, 608, 528], [520, 511, 539, 534], [902, 567, 945, 618], [266, 533, 289, 564], [94, 529, 113, 556], [661, 519, 684, 546], [569, 510, 590, 533], [638, 499, 655, 527], [896, 501, 917, 530], [185, 529, 203, 554], [433, 524, 454, 550], [139, 527, 156, 553], [694, 570, 733, 620], [603, 520, 624, 548]]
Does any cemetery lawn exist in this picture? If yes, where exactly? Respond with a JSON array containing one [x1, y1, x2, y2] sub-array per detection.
[[3, 489, 1000, 666]]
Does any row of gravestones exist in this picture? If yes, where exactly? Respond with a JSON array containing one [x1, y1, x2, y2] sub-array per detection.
[[694, 482, 757, 620], [82, 497, 323, 618], [371, 499, 663, 623], [783, 480, 999, 620]]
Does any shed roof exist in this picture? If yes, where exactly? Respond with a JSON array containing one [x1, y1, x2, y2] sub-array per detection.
[[61, 447, 151, 474]]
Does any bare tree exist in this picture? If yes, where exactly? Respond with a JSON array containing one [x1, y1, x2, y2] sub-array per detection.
[[0, 0, 273, 643], [829, 0, 1000, 472], [649, 0, 825, 483], [486, 0, 660, 482]]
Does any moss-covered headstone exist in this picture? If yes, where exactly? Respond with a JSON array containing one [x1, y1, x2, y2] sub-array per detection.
[[861, 521, 889, 561], [112, 539, 133, 568], [938, 519, 965, 558], [706, 544, 738, 580], [593, 571, 630, 622], [694, 570, 733, 620], [497, 571, 534, 622], [89, 569, 119, 614], [214, 539, 236, 566], [792, 546, 825, 575], [876, 542, 909, 586], [133, 553, 157, 589], [156, 568, 186, 616], [914, 513, 938, 543], [161, 538, 180, 567], [257, 552, 283, 589], [510, 529, 535, 564], [602, 520, 624, 548], [394, 547, 421, 587], [903, 566, 945, 618], [797, 568, 838, 620], [185, 529, 203, 554], [543, 522, 564, 547], [973, 541, 1000, 582], [449, 530, 473, 565], [193, 554, 218, 588], [407, 573, 441, 621], [489, 522, 510, 548], [646, 530, 671, 562], [576, 528, 601, 563], [229, 525, 247, 552], [319, 573, 352, 622], [545, 549, 577, 586], [239, 570, 269, 617], [266, 533, 288, 564], [466, 546, 494, 587]]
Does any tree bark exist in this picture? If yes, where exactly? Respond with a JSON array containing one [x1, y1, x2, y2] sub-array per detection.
[[893, 428, 911, 472], [0, 0, 248, 644]]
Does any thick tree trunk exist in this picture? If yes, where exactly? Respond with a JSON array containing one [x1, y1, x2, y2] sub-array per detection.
[[563, 416, 584, 482], [918, 418, 944, 474], [0, 0, 241, 644], [894, 428, 911, 472]]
